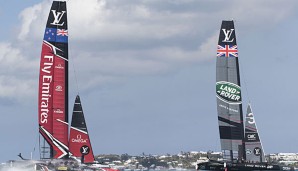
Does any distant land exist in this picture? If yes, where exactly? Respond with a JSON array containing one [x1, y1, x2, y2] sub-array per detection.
[[93, 151, 298, 170]]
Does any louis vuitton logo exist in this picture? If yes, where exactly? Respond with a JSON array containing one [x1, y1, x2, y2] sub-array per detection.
[[80, 145, 90, 155], [51, 10, 66, 26], [222, 29, 234, 42]]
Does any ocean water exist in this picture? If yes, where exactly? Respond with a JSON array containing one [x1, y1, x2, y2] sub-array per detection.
[[1, 161, 296, 171]]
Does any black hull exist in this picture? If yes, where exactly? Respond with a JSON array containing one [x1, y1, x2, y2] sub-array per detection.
[[197, 161, 293, 171]]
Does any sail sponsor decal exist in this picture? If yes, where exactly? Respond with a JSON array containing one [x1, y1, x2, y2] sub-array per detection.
[[216, 81, 241, 104], [55, 63, 64, 69], [245, 133, 260, 142], [222, 29, 235, 43], [80, 145, 90, 155], [71, 134, 88, 143], [54, 108, 63, 114], [218, 104, 239, 113], [55, 85, 63, 91], [40, 55, 54, 124], [50, 10, 66, 26], [246, 149, 252, 155], [253, 147, 262, 156]]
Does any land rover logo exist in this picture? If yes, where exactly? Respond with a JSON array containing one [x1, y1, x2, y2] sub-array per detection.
[[216, 81, 241, 104]]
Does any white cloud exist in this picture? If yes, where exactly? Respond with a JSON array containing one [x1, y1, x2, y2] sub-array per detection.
[[0, 43, 37, 71], [228, 1, 297, 28], [67, 0, 195, 42], [0, 43, 37, 102], [3, 0, 298, 100], [17, 1, 51, 42], [16, 0, 298, 44]]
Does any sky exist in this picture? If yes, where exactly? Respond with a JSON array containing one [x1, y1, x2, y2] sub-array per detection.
[[1, 0, 298, 162]]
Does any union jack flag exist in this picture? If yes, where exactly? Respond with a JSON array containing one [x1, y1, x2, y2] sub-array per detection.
[[57, 29, 68, 36], [217, 45, 238, 57]]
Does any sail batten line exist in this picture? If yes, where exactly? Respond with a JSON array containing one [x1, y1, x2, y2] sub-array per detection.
[[70, 126, 88, 135], [57, 119, 68, 125], [73, 111, 83, 112]]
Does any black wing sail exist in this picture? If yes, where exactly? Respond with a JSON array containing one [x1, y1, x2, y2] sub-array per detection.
[[216, 20, 245, 161]]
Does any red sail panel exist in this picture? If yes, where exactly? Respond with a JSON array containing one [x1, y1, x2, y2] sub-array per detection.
[[52, 55, 68, 157], [69, 128, 95, 163], [38, 1, 69, 159], [39, 43, 54, 140], [39, 41, 69, 159], [69, 96, 95, 163]]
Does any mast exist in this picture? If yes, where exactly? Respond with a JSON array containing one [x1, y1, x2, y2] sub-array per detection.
[[216, 20, 245, 162], [244, 104, 265, 162], [69, 95, 95, 163], [38, 1, 69, 159]]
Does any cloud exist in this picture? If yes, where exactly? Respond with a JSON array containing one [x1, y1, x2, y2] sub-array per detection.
[[17, 0, 298, 46], [232, 1, 297, 24], [0, 43, 37, 103], [69, 31, 217, 91], [3, 0, 298, 100], [18, 3, 42, 41]]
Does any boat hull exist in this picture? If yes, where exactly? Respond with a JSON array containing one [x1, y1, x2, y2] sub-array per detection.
[[197, 162, 293, 171]]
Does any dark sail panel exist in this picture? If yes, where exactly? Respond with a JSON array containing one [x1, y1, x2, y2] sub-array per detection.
[[69, 95, 95, 163], [216, 20, 245, 161], [38, 1, 69, 159], [245, 104, 265, 162]]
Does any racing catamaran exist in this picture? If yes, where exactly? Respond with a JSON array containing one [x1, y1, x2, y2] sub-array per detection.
[[197, 20, 291, 171], [1, 1, 110, 170], [38, 0, 97, 162]]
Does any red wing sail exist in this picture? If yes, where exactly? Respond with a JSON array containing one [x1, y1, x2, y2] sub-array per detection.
[[38, 1, 69, 159], [69, 95, 95, 163]]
